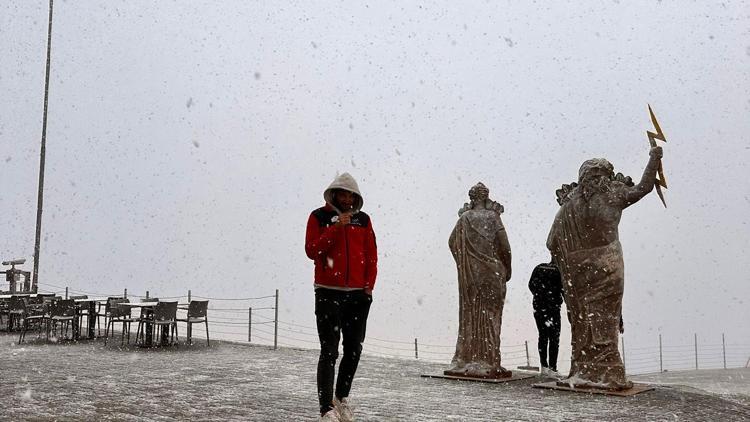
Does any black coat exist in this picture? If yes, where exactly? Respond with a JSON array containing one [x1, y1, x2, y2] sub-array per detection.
[[528, 263, 563, 311]]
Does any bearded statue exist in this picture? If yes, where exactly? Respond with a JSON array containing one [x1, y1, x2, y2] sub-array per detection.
[[547, 147, 663, 390]]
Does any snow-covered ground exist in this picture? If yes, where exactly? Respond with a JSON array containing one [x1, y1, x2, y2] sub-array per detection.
[[1, 333, 748, 421], [633, 369, 749, 402]]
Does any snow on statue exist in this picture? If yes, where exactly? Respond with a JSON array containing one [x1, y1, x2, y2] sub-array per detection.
[[547, 146, 663, 390], [445, 182, 512, 379]]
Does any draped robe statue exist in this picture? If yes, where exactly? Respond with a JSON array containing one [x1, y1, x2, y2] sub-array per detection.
[[445, 183, 512, 379], [546, 147, 663, 390]]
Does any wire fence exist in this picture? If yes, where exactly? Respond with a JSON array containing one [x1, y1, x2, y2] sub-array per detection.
[[33, 283, 750, 374]]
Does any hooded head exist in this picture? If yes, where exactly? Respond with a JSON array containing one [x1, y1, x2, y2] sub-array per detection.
[[323, 172, 364, 214]]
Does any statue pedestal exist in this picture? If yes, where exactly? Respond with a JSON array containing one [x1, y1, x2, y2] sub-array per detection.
[[532, 381, 655, 396], [443, 367, 512, 379], [420, 371, 535, 384]]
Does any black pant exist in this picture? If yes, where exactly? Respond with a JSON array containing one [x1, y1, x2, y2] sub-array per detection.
[[533, 307, 561, 371], [315, 288, 372, 414]]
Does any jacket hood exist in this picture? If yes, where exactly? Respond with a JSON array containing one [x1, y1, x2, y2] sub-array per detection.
[[323, 172, 363, 214]]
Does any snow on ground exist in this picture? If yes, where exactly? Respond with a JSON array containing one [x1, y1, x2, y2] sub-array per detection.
[[633, 369, 750, 404], [0, 333, 748, 421]]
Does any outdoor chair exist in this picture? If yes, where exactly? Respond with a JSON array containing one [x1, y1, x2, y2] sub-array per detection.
[[176, 300, 209, 346], [18, 300, 49, 344], [104, 298, 136, 346], [7, 296, 27, 331], [69, 295, 90, 334], [48, 299, 77, 341], [137, 301, 177, 346], [97, 296, 124, 336], [0, 298, 8, 330]]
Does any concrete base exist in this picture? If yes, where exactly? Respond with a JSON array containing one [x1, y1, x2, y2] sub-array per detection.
[[421, 372, 536, 384], [532, 381, 655, 396]]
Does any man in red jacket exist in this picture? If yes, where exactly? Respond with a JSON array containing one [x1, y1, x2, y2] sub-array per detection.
[[305, 173, 377, 422]]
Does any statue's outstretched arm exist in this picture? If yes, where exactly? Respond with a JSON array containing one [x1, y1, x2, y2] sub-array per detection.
[[623, 146, 663, 207]]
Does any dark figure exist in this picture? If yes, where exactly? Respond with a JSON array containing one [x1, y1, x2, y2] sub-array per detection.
[[528, 259, 563, 372], [305, 173, 378, 422]]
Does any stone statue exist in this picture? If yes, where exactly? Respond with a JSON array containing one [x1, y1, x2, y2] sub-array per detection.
[[445, 182, 512, 379], [546, 146, 663, 390]]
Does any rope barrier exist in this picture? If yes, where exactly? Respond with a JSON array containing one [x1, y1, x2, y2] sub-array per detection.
[[194, 295, 276, 301]]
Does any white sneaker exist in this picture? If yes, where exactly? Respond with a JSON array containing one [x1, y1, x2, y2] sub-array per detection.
[[541, 367, 562, 379], [320, 408, 340, 422], [333, 397, 354, 422]]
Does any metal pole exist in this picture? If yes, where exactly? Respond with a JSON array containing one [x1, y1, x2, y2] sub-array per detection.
[[694, 333, 698, 370], [525, 340, 530, 367], [273, 289, 279, 350], [188, 289, 191, 302], [124, 288, 127, 299], [659, 334, 663, 373], [64, 286, 68, 299], [146, 290, 149, 300], [32, 0, 55, 292], [248, 307, 252, 342], [722, 333, 726, 370], [414, 338, 418, 359]]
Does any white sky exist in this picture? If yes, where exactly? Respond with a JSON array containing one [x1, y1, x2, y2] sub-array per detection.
[[1, 1, 748, 367]]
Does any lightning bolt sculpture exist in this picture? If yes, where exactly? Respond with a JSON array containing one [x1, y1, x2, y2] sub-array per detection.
[[646, 104, 667, 207]]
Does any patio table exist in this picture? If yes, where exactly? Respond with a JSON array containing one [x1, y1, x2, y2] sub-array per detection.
[[73, 298, 108, 340], [117, 302, 187, 347]]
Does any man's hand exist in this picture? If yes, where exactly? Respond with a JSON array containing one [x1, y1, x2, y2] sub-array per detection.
[[364, 288, 373, 296], [336, 212, 352, 226], [650, 146, 663, 159]]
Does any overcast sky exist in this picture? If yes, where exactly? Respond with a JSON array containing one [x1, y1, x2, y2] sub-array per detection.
[[2, 1, 748, 368]]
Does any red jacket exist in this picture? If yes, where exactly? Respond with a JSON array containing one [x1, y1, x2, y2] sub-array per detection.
[[305, 204, 378, 290]]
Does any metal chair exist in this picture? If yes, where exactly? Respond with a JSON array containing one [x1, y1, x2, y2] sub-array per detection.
[[134, 298, 159, 344], [18, 300, 49, 344], [176, 300, 209, 346], [0, 298, 8, 330], [96, 296, 124, 336], [8, 296, 27, 331], [69, 295, 89, 334], [48, 299, 77, 341], [137, 301, 178, 346], [104, 298, 136, 346]]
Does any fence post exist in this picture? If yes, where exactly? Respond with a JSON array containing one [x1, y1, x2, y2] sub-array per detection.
[[414, 338, 418, 359], [146, 290, 149, 300], [273, 289, 279, 350], [124, 288, 127, 299], [659, 334, 663, 373], [65, 286, 68, 299], [621, 336, 626, 373], [722, 333, 726, 370], [694, 333, 698, 370], [525, 340, 530, 367], [248, 307, 252, 342], [188, 289, 191, 302]]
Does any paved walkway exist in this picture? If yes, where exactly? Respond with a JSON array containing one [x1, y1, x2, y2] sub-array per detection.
[[1, 333, 748, 421]]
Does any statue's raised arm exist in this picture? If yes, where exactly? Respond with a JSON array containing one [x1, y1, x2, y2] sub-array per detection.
[[621, 146, 663, 207]]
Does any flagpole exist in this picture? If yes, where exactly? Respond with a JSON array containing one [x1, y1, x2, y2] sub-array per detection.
[[32, 0, 55, 292]]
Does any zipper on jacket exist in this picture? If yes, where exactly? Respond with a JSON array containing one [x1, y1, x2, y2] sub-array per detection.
[[344, 224, 350, 286]]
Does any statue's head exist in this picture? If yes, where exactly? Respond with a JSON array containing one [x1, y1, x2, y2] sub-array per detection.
[[468, 182, 490, 202], [459, 182, 504, 216], [578, 158, 614, 185], [577, 158, 615, 200]]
